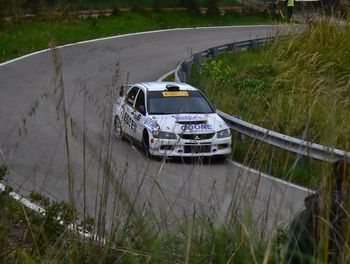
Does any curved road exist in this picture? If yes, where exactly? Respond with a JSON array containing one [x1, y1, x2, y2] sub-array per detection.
[[0, 26, 309, 236]]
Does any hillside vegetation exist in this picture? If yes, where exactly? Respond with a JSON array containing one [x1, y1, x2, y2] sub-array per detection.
[[0, 9, 274, 63], [0, 0, 241, 17], [193, 22, 350, 150], [190, 21, 350, 186], [193, 21, 350, 149]]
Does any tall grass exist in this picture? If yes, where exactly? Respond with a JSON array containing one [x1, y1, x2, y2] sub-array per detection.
[[195, 21, 350, 149], [2, 12, 350, 264], [191, 20, 350, 187], [189, 20, 350, 262], [0, 38, 280, 262]]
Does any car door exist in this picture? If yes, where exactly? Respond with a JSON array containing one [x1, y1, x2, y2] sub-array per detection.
[[123, 86, 139, 137], [133, 88, 147, 142]]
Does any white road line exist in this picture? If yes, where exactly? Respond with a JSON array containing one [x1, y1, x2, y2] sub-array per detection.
[[0, 25, 275, 68], [156, 69, 176, 82], [156, 43, 314, 196], [0, 181, 105, 243], [229, 160, 314, 193], [0, 24, 288, 245], [0, 181, 46, 214]]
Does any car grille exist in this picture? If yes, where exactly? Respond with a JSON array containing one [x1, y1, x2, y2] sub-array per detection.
[[184, 145, 211, 154], [179, 133, 215, 140]]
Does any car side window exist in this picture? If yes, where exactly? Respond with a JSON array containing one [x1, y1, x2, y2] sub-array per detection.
[[126, 87, 139, 107], [134, 90, 146, 115]]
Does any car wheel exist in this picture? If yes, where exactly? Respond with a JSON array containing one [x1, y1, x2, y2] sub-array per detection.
[[114, 116, 123, 140], [142, 131, 151, 158]]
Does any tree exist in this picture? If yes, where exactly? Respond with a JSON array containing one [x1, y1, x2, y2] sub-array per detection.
[[153, 0, 161, 11], [0, 0, 6, 18], [22, 0, 42, 14], [183, 0, 200, 15], [206, 0, 220, 16]]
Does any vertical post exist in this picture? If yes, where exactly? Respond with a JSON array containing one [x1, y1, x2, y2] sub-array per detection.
[[209, 47, 219, 58], [228, 43, 236, 51], [251, 39, 258, 49], [193, 53, 203, 66], [183, 60, 193, 82]]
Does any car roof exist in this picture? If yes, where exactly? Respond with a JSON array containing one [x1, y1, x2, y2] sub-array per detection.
[[138, 82, 198, 92]]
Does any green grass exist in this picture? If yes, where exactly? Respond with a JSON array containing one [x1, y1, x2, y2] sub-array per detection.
[[191, 21, 350, 187], [0, 174, 277, 263], [2, 18, 350, 262], [0, 10, 275, 63], [189, 22, 350, 261]]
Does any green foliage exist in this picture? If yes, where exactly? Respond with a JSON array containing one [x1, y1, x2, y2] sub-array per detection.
[[153, 0, 161, 11], [0, 0, 246, 17], [192, 21, 350, 187], [0, 10, 272, 63], [0, 184, 275, 263], [43, 201, 76, 238], [195, 22, 350, 149], [29, 191, 50, 207]]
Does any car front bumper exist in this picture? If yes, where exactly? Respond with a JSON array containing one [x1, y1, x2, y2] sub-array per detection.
[[149, 136, 232, 157]]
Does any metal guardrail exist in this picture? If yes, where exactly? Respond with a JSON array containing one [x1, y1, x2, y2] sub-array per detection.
[[174, 38, 350, 162]]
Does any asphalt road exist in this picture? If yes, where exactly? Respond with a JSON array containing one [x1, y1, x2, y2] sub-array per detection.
[[0, 25, 310, 236]]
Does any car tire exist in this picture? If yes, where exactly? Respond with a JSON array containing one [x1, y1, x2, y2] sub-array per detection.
[[142, 130, 151, 159], [114, 116, 123, 140]]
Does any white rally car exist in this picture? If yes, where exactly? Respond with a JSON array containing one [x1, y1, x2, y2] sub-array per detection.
[[113, 82, 231, 158]]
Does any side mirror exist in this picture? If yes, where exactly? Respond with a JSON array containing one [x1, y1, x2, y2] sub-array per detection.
[[138, 105, 146, 116], [119, 85, 124, 97]]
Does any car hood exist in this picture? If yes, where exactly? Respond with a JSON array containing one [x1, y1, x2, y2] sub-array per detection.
[[142, 113, 229, 134]]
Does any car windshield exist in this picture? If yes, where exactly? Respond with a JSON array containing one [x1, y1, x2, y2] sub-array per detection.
[[147, 90, 215, 115]]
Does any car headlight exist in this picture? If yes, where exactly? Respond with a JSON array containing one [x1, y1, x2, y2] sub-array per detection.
[[152, 131, 177, 139], [217, 129, 231, 138]]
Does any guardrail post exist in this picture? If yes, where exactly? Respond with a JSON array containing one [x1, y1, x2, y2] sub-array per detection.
[[251, 39, 258, 49], [234, 115, 245, 143], [209, 47, 219, 58], [228, 43, 236, 51], [193, 53, 203, 66], [178, 65, 186, 82], [182, 61, 192, 82]]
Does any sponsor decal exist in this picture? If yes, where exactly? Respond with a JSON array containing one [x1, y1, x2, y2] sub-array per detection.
[[134, 112, 141, 121], [143, 117, 159, 130], [175, 115, 203, 122], [181, 123, 213, 131], [162, 91, 189, 97], [123, 112, 137, 133]]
